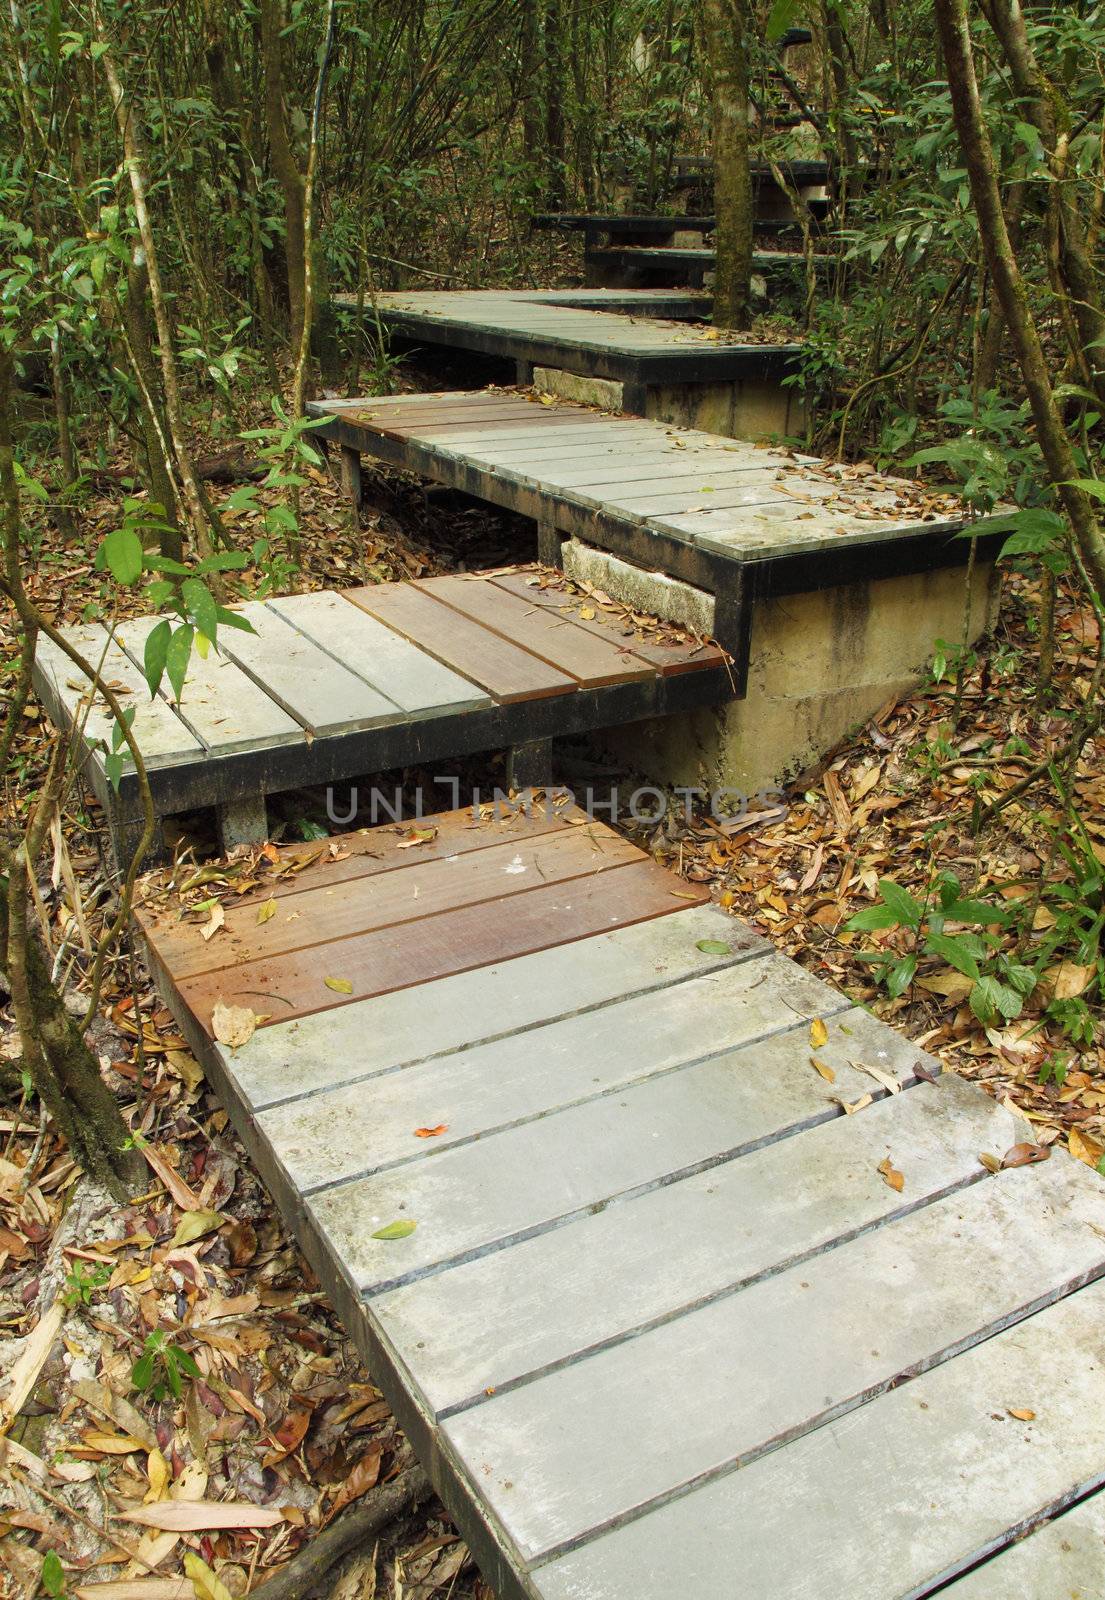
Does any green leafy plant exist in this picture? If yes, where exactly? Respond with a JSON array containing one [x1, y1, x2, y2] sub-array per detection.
[[130, 1329, 201, 1403], [845, 871, 1033, 1024], [61, 1260, 111, 1307]]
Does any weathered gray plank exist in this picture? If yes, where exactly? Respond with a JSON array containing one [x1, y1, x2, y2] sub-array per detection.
[[114, 615, 302, 754], [34, 623, 203, 771], [939, 1492, 1105, 1598], [535, 1277, 1105, 1600], [268, 950, 836, 1197], [462, 1150, 1105, 1565], [266, 591, 491, 715], [370, 1073, 1004, 1414], [212, 601, 401, 734], [291, 998, 938, 1290], [217, 904, 767, 1111]]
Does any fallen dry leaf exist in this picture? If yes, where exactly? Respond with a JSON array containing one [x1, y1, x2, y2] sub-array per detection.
[[119, 1500, 285, 1532], [809, 1017, 829, 1049], [324, 976, 353, 994], [878, 1156, 905, 1192], [1007, 1407, 1036, 1422], [809, 1055, 836, 1084], [1069, 1126, 1104, 1167], [414, 1125, 448, 1138], [211, 1001, 260, 1052]]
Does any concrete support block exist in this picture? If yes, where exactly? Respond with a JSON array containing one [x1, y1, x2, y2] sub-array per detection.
[[593, 560, 1000, 796], [561, 540, 716, 636], [532, 367, 624, 412], [217, 794, 270, 852], [646, 378, 805, 443]]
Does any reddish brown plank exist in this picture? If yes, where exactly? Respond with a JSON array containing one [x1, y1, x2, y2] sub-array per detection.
[[176, 858, 708, 1035], [136, 802, 581, 927], [489, 571, 729, 676], [343, 583, 576, 703], [146, 824, 642, 982], [419, 575, 656, 688]]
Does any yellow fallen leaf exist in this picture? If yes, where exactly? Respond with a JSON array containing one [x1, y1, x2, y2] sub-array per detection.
[[200, 904, 224, 943], [878, 1156, 905, 1192], [81, 1429, 144, 1454], [1069, 1126, 1104, 1168], [579, 606, 596, 621], [324, 976, 353, 994], [1041, 961, 1096, 1002], [184, 1551, 235, 1600], [809, 1017, 828, 1049], [1007, 1407, 1036, 1422], [916, 970, 974, 1004], [168, 1210, 225, 1249], [835, 1092, 873, 1116], [256, 898, 277, 925], [145, 1447, 169, 1503], [809, 1055, 835, 1084], [978, 1152, 1002, 1173]]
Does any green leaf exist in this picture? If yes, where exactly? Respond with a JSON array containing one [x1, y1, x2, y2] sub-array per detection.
[[885, 953, 918, 998], [765, 0, 800, 44], [696, 939, 732, 955], [924, 930, 980, 980], [877, 878, 925, 927], [941, 896, 1010, 926], [1067, 477, 1105, 502], [130, 1351, 155, 1391], [142, 618, 171, 699], [40, 1550, 66, 1598], [103, 751, 125, 794], [102, 525, 143, 586], [846, 903, 902, 931], [372, 1219, 417, 1240], [182, 577, 218, 645], [165, 624, 194, 703]]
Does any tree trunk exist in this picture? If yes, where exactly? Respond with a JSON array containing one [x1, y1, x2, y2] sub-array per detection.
[[520, 0, 543, 165], [260, 0, 307, 352], [544, 0, 567, 206], [932, 0, 1105, 600], [122, 255, 183, 563], [702, 0, 753, 329], [0, 878, 144, 1201]]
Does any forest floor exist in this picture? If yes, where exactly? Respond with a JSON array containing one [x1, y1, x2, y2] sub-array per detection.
[[2, 381, 1103, 1599]]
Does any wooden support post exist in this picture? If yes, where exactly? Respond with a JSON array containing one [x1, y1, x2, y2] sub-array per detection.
[[537, 521, 565, 568], [340, 445, 363, 511], [506, 738, 553, 792], [516, 359, 534, 388], [217, 794, 270, 852]]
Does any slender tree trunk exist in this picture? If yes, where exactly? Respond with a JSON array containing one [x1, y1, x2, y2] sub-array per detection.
[[292, 0, 337, 418], [122, 255, 183, 563], [544, 0, 567, 206], [520, 0, 543, 165], [260, 0, 307, 351], [99, 43, 215, 558], [702, 0, 753, 329], [933, 0, 1105, 600]]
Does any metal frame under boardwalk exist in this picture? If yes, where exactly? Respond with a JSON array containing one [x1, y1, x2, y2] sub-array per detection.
[[136, 803, 1105, 1600]]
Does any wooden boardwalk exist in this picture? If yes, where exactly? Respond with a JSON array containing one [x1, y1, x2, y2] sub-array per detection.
[[33, 572, 726, 856], [136, 804, 1105, 1600], [310, 390, 993, 658], [332, 287, 801, 394]]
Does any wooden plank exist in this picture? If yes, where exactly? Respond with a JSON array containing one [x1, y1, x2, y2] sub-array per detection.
[[418, 575, 657, 687], [34, 623, 202, 771], [604, 484, 784, 516], [266, 591, 491, 715], [149, 823, 643, 980], [371, 1073, 1009, 1415], [451, 1152, 1105, 1565], [170, 801, 580, 912], [173, 857, 706, 1033], [213, 904, 767, 1111], [939, 1493, 1105, 1597], [342, 583, 577, 703], [211, 601, 402, 734], [114, 615, 302, 755], [488, 575, 726, 674], [267, 950, 843, 1200], [535, 1278, 1105, 1600]]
